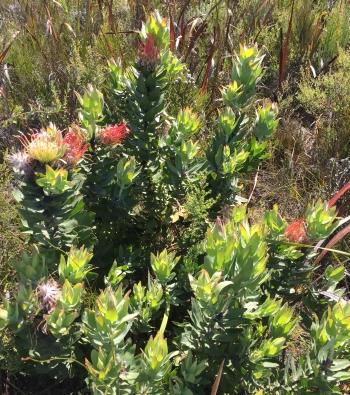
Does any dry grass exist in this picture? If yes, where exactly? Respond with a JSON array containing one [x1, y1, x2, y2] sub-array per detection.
[[247, 114, 327, 222]]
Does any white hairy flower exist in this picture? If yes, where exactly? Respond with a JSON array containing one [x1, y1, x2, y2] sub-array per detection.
[[8, 151, 33, 175], [36, 278, 61, 314]]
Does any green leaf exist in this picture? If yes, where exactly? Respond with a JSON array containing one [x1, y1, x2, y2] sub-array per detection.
[[330, 359, 350, 372]]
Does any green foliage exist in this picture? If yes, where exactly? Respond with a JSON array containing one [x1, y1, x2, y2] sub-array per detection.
[[228, 45, 264, 108], [207, 46, 277, 204], [46, 280, 83, 338], [77, 85, 104, 140], [305, 200, 337, 240], [317, 1, 350, 65], [58, 246, 93, 284], [283, 299, 350, 393], [13, 167, 95, 252], [151, 249, 179, 285], [254, 103, 279, 140], [116, 156, 139, 193], [36, 165, 70, 195]]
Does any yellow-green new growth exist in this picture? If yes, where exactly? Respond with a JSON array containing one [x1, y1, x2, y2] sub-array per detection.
[[151, 249, 180, 285], [36, 165, 70, 195], [140, 10, 169, 49], [305, 200, 337, 240], [144, 331, 169, 371], [77, 85, 104, 140], [254, 102, 279, 140], [59, 246, 93, 284], [45, 280, 83, 337], [189, 270, 232, 305]]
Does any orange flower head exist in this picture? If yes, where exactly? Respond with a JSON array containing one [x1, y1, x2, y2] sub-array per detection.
[[98, 123, 130, 145], [284, 218, 308, 243], [63, 126, 89, 165]]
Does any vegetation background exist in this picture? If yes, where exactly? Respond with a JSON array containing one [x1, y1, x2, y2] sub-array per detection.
[[1, 0, 350, 393]]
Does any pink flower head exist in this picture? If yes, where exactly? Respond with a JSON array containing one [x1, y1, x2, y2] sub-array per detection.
[[63, 125, 89, 165], [284, 218, 308, 243], [139, 34, 160, 66], [98, 123, 129, 145]]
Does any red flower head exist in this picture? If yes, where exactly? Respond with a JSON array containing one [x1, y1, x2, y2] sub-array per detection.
[[63, 125, 89, 165], [139, 34, 160, 66], [284, 218, 308, 243], [98, 123, 130, 145]]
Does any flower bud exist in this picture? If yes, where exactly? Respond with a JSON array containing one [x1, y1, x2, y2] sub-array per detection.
[[139, 34, 160, 67]]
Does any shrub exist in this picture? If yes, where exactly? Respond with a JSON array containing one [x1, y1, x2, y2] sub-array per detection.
[[1, 10, 349, 395]]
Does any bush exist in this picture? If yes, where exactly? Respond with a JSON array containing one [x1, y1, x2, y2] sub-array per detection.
[[0, 10, 349, 395]]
